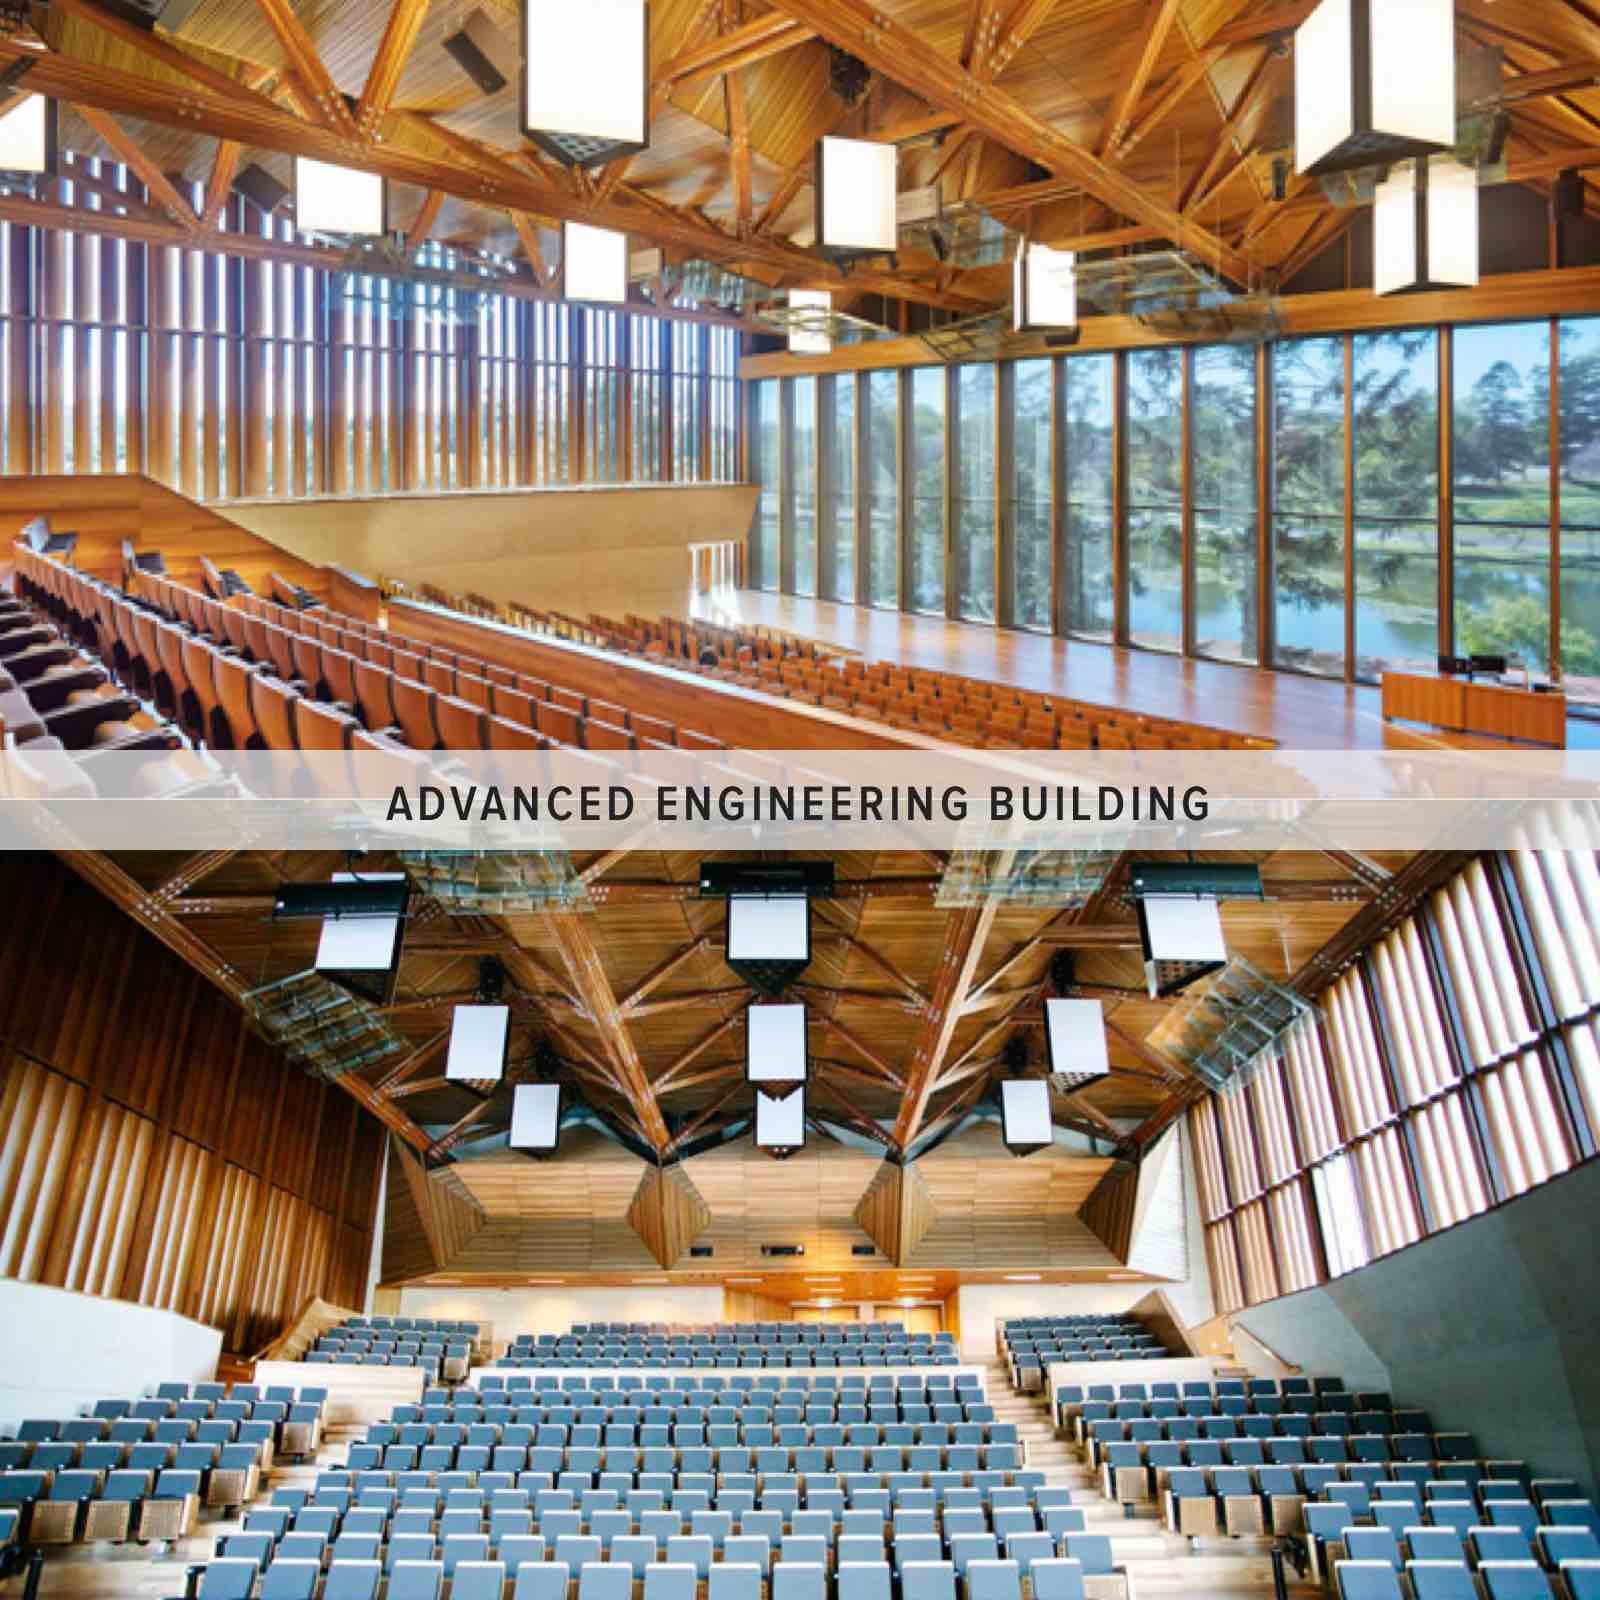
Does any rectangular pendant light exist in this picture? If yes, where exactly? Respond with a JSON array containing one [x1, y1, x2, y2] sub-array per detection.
[[446, 1004, 511, 1081], [1374, 156, 1478, 295], [0, 94, 56, 177], [1043, 997, 1110, 1090], [509, 1082, 563, 1151], [1294, 0, 1455, 177], [1013, 241, 1077, 333], [755, 1086, 807, 1155], [789, 289, 833, 355], [563, 221, 628, 304], [1000, 1079, 1053, 1156], [746, 1003, 808, 1084], [523, 0, 649, 168], [814, 136, 897, 259], [294, 156, 387, 237]]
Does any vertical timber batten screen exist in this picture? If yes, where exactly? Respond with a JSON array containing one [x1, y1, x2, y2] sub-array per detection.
[[0, 157, 743, 498]]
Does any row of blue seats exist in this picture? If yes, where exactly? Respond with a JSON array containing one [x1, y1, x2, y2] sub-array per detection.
[[184, 1549, 1102, 1600], [337, 1318, 480, 1333], [345, 1445, 1030, 1476], [366, 1424, 1020, 1448], [479, 1376, 983, 1394], [1334, 1555, 1596, 1600], [387, 1407, 1003, 1429], [498, 1356, 968, 1370]]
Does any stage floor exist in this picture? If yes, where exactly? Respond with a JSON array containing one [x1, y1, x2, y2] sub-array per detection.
[[697, 591, 1600, 752]]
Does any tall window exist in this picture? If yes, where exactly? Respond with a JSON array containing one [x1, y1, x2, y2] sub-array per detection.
[[1127, 348, 1184, 651], [1012, 359, 1053, 631], [708, 324, 740, 482], [953, 363, 997, 622], [1063, 354, 1115, 641], [1193, 343, 1258, 663], [1272, 336, 1347, 676], [1453, 322, 1551, 674], [789, 376, 818, 598], [630, 315, 666, 483], [821, 374, 856, 602], [864, 369, 899, 609], [909, 367, 946, 615], [1558, 318, 1600, 707], [752, 380, 780, 591], [1193, 850, 1600, 1314], [1354, 330, 1438, 679], [671, 321, 704, 482]]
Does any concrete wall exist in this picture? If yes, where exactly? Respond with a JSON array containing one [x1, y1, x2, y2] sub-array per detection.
[[220, 484, 757, 620], [0, 1281, 221, 1433], [1231, 1159, 1600, 1497]]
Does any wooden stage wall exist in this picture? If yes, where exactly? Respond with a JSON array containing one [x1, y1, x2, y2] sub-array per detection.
[[0, 855, 386, 1356]]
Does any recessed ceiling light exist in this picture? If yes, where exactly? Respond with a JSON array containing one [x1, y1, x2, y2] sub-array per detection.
[[524, 1279, 564, 1286], [725, 1278, 764, 1286], [1004, 1274, 1043, 1282], [631, 1278, 670, 1285], [804, 1277, 842, 1284], [1107, 1272, 1142, 1280]]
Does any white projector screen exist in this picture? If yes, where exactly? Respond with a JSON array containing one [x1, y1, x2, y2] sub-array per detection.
[[294, 156, 386, 236], [817, 136, 897, 254], [727, 896, 809, 961], [1142, 895, 1228, 964], [0, 95, 51, 175], [446, 1005, 510, 1081], [314, 872, 405, 973], [509, 1083, 562, 1150], [564, 221, 628, 305], [747, 1003, 807, 1083], [755, 1086, 806, 1149], [1044, 997, 1109, 1081], [1001, 1079, 1053, 1150], [1015, 242, 1077, 332], [524, 0, 646, 147]]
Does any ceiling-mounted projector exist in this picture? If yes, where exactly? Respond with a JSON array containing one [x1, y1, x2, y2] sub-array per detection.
[[699, 861, 836, 899], [1130, 860, 1262, 1000]]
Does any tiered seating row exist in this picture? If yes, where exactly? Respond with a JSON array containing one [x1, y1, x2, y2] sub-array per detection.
[[381, 576, 1278, 753], [502, 1322, 959, 1370], [999, 1317, 1169, 1386], [182, 1368, 1128, 1600], [0, 1383, 327, 1547]]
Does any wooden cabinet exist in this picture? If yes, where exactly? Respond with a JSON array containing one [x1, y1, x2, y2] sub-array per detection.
[[1382, 671, 1566, 747]]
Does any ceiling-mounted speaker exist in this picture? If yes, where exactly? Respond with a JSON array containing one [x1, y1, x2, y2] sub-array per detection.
[[1050, 949, 1076, 996], [279, 871, 410, 1006], [509, 1082, 563, 1152], [726, 894, 811, 997], [999, 1079, 1053, 1156], [1004, 1035, 1029, 1075], [1556, 168, 1584, 218], [522, 0, 649, 168], [233, 162, 290, 217], [443, 8, 514, 95]]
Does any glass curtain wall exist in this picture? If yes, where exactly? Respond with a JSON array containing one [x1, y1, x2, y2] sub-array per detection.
[[751, 379, 780, 591], [1193, 343, 1258, 663], [909, 367, 947, 615], [953, 362, 997, 622], [1272, 336, 1347, 676], [1011, 359, 1053, 631], [822, 374, 856, 602], [1559, 318, 1600, 706], [789, 375, 818, 597], [1063, 354, 1116, 641], [864, 369, 900, 608], [1453, 322, 1552, 676], [1127, 348, 1185, 651]]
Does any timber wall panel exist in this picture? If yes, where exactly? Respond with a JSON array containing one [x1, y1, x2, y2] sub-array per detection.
[[0, 855, 385, 1353]]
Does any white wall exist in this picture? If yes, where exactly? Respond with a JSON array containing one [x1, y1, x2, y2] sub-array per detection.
[[0, 1280, 221, 1433], [365, 1135, 390, 1316], [397, 1286, 727, 1351]]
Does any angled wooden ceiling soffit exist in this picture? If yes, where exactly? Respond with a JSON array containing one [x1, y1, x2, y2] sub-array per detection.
[[6, 0, 1599, 320]]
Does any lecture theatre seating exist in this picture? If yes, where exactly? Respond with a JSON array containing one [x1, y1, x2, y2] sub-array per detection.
[[307, 1317, 482, 1380], [12, 543, 730, 760], [386, 575, 1278, 754], [1051, 1354, 1600, 1600], [495, 1322, 961, 1370], [999, 1316, 1173, 1387], [0, 1383, 326, 1548]]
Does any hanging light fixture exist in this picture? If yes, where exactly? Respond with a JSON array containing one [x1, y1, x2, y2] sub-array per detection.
[[1294, 0, 1456, 177], [1373, 155, 1478, 295], [522, 0, 649, 168], [788, 289, 833, 355], [1013, 240, 1077, 334], [293, 156, 388, 237], [0, 93, 56, 179], [563, 220, 629, 305], [814, 135, 897, 261]]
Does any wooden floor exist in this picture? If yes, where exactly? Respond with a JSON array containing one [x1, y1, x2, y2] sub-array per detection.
[[701, 592, 1600, 751]]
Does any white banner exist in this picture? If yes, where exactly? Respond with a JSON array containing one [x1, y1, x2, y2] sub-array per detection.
[[3, 747, 1598, 852]]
